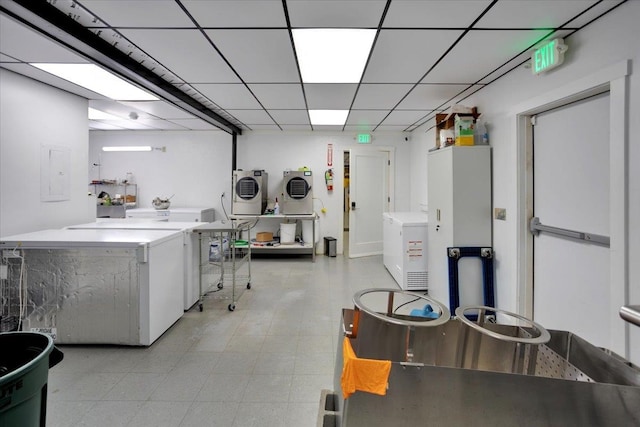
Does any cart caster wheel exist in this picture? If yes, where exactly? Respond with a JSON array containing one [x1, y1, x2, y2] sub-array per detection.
[[228, 304, 236, 312], [199, 303, 203, 312], [217, 283, 223, 289], [247, 283, 251, 289]]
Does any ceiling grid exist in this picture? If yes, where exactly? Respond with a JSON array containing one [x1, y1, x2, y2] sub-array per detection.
[[0, 0, 628, 133]]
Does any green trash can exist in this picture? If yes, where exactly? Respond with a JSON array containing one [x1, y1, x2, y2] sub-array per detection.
[[0, 332, 64, 427]]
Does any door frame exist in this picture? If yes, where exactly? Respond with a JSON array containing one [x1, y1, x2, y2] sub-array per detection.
[[514, 60, 630, 357], [343, 145, 395, 257]]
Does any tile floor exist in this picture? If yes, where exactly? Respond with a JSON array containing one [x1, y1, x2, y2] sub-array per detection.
[[46, 254, 398, 427]]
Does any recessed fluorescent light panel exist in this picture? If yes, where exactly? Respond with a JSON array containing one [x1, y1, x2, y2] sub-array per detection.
[[88, 108, 121, 120], [309, 110, 349, 126], [293, 29, 376, 83], [31, 63, 158, 101], [102, 146, 152, 152]]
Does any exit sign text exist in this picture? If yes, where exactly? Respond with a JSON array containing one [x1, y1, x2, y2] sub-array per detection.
[[532, 39, 567, 75]]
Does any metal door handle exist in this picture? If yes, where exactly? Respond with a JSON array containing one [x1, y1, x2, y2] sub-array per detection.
[[620, 305, 640, 327]]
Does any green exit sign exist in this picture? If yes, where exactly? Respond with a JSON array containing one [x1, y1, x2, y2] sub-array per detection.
[[357, 133, 371, 144], [532, 38, 567, 75]]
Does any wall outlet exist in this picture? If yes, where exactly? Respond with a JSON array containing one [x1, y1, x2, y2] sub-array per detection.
[[221, 191, 226, 198], [495, 208, 507, 221]]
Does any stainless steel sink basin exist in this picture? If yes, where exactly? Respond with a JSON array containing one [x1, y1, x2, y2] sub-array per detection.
[[332, 289, 640, 427]]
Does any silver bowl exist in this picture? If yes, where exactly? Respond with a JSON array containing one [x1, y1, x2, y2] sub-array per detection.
[[152, 200, 171, 210]]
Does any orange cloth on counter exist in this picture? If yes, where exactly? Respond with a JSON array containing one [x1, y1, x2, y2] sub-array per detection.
[[341, 337, 392, 399]]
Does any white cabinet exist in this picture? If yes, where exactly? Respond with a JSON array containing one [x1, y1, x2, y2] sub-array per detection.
[[383, 212, 428, 290], [427, 146, 491, 308]]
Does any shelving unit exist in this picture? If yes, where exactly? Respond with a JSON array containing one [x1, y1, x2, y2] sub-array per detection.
[[89, 181, 138, 208], [192, 220, 252, 312], [89, 181, 138, 218], [229, 213, 317, 262]]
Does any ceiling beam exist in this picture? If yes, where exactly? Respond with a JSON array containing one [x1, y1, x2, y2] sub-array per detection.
[[0, 0, 242, 135]]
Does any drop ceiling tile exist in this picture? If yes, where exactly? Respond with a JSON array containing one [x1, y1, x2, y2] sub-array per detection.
[[0, 53, 19, 62], [96, 119, 155, 130], [423, 29, 550, 83], [346, 110, 390, 127], [247, 84, 306, 109], [0, 63, 111, 100], [168, 119, 221, 130], [384, 0, 493, 28], [246, 124, 282, 131], [304, 84, 357, 109], [224, 110, 275, 125], [119, 101, 197, 119], [133, 119, 189, 130], [476, 0, 600, 28], [90, 100, 154, 120], [192, 83, 262, 109], [77, 0, 194, 27], [287, 1, 387, 27], [204, 30, 299, 83], [396, 84, 482, 110], [344, 124, 405, 132], [181, 1, 286, 27], [0, 15, 89, 63], [119, 29, 240, 83], [362, 29, 464, 83], [280, 124, 313, 131], [567, 0, 626, 28], [267, 110, 310, 125], [89, 121, 126, 130], [351, 84, 413, 109], [380, 110, 433, 126]]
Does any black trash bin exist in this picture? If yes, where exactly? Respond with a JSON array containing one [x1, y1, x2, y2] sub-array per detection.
[[0, 332, 64, 427], [324, 237, 337, 257]]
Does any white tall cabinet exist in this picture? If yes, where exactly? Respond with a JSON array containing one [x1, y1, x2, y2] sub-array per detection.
[[427, 146, 492, 310]]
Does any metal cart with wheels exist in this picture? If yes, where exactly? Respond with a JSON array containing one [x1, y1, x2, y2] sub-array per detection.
[[192, 220, 251, 312]]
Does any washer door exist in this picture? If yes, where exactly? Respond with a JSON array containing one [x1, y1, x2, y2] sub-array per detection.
[[286, 177, 310, 199], [236, 177, 259, 200]]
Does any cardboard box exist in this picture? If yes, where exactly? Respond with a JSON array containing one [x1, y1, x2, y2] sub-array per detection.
[[455, 135, 475, 146], [455, 115, 475, 146], [256, 232, 273, 242], [435, 107, 479, 148]]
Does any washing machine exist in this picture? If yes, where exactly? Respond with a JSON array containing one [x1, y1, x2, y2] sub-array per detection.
[[282, 170, 313, 214], [232, 170, 268, 215]]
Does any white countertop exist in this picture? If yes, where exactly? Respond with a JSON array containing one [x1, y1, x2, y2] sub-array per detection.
[[127, 207, 215, 214], [0, 228, 183, 249], [67, 220, 203, 231]]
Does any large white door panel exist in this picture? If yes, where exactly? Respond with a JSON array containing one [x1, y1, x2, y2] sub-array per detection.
[[349, 149, 389, 258], [532, 93, 610, 348]]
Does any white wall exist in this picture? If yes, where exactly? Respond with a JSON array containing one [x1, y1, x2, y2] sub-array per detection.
[[412, 1, 640, 364], [237, 131, 411, 254], [89, 131, 232, 217], [0, 69, 93, 236]]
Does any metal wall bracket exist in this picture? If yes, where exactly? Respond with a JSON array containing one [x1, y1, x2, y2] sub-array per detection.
[[530, 217, 610, 247]]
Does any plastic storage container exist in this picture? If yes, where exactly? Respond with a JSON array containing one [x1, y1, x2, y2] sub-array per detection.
[[0, 332, 64, 427]]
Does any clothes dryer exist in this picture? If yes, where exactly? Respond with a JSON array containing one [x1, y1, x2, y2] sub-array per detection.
[[282, 170, 313, 214], [232, 170, 268, 215]]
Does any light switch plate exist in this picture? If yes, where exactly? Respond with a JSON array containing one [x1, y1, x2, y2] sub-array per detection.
[[495, 208, 506, 221]]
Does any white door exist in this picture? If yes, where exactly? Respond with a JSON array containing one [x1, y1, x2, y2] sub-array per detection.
[[348, 149, 390, 258], [532, 93, 610, 348]]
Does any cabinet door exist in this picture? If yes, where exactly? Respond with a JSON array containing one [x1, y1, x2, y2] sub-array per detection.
[[427, 149, 454, 304]]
